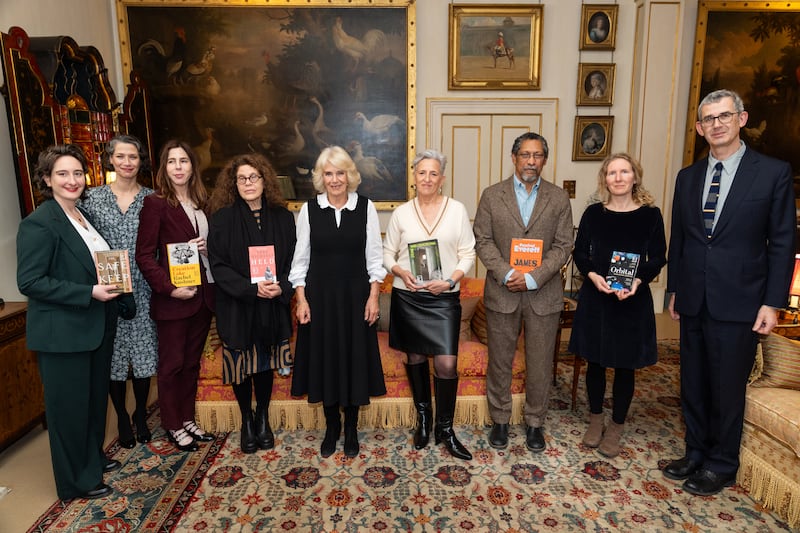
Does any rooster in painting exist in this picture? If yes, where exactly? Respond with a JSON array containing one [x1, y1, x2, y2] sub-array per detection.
[[332, 16, 386, 71], [137, 27, 187, 84]]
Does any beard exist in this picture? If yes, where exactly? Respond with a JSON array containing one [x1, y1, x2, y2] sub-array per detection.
[[519, 167, 540, 182]]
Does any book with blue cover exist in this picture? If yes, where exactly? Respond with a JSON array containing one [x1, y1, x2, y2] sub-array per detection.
[[606, 250, 640, 290]]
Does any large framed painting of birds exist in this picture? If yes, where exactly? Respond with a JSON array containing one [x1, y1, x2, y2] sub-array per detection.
[[685, 1, 800, 178], [117, 0, 415, 210]]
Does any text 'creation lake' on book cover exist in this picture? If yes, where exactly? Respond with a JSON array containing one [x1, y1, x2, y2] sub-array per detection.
[[408, 239, 443, 282], [606, 250, 640, 290], [510, 238, 543, 272], [166, 242, 201, 287], [94, 249, 133, 293], [249, 245, 277, 283]]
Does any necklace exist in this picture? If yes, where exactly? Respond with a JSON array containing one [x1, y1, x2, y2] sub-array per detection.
[[412, 196, 448, 237]]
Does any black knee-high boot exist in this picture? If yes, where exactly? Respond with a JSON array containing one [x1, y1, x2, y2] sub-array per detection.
[[321, 405, 341, 458], [132, 377, 152, 443], [232, 378, 257, 454], [253, 371, 274, 450], [405, 362, 432, 449], [343, 406, 359, 458], [109, 380, 134, 448], [433, 377, 472, 461]]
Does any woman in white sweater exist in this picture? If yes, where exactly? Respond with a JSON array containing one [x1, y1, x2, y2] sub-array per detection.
[[383, 149, 476, 460]]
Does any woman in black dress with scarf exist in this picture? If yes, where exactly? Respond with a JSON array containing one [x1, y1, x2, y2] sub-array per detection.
[[568, 153, 666, 458], [208, 153, 296, 453], [289, 146, 387, 458]]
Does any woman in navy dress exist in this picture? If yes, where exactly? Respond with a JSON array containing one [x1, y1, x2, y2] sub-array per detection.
[[290, 146, 387, 458], [568, 153, 666, 458]]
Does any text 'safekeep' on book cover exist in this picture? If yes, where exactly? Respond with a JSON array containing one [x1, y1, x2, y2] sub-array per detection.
[[510, 238, 543, 272], [606, 250, 640, 290], [249, 245, 277, 283], [408, 239, 443, 283], [166, 242, 201, 287], [94, 249, 133, 293]]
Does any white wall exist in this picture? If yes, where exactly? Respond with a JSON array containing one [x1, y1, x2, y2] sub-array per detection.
[[0, 0, 692, 301]]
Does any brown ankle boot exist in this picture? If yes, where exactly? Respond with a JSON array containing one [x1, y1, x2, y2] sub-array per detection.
[[598, 421, 624, 458], [582, 413, 604, 448]]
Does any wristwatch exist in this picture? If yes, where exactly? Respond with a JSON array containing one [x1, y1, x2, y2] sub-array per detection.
[[446, 278, 456, 290]]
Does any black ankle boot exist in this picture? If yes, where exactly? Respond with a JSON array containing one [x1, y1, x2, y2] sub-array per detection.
[[343, 406, 359, 458], [433, 376, 472, 461], [132, 377, 152, 443], [240, 410, 257, 454], [109, 380, 134, 448], [321, 406, 341, 458], [254, 405, 274, 450], [405, 362, 433, 449]]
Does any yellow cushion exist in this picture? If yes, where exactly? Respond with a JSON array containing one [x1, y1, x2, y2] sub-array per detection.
[[752, 333, 800, 390], [744, 386, 800, 457], [459, 296, 480, 342]]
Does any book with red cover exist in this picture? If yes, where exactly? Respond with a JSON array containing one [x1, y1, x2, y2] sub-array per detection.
[[249, 245, 277, 283], [509, 238, 543, 272]]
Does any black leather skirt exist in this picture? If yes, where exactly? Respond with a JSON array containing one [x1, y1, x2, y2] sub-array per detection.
[[388, 287, 461, 355]]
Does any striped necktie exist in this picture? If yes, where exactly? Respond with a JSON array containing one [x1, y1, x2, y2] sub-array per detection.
[[702, 162, 723, 238]]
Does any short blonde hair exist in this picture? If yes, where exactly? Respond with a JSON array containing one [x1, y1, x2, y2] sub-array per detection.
[[592, 152, 655, 206], [311, 146, 361, 193]]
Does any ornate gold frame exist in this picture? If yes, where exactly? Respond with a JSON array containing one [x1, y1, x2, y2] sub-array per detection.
[[572, 116, 613, 161], [117, 0, 416, 211], [579, 4, 618, 51], [576, 63, 615, 107]]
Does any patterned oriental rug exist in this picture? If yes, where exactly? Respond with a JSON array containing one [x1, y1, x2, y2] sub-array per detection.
[[28, 341, 796, 532]]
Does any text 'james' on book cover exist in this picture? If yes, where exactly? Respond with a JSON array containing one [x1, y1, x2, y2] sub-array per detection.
[[510, 238, 543, 272], [166, 242, 201, 287], [95, 249, 133, 293]]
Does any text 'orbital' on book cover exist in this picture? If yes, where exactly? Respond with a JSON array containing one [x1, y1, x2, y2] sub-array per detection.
[[408, 239, 442, 282], [249, 245, 276, 283], [94, 249, 133, 293], [606, 250, 640, 291], [166, 242, 201, 287], [510, 238, 543, 272]]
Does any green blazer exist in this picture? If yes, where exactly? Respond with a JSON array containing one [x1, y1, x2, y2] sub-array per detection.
[[17, 199, 134, 353]]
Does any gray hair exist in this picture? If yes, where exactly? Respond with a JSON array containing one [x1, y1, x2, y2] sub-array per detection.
[[697, 89, 745, 120], [412, 149, 447, 174], [511, 132, 549, 159], [104, 133, 151, 174]]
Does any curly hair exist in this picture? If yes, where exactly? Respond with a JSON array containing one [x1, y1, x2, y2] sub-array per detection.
[[34, 144, 90, 201], [590, 152, 655, 207], [208, 153, 287, 214], [154, 140, 207, 209]]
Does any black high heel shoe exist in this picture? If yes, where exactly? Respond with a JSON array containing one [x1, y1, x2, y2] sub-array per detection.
[[117, 416, 135, 449], [183, 421, 214, 443], [167, 428, 199, 452], [133, 411, 152, 444]]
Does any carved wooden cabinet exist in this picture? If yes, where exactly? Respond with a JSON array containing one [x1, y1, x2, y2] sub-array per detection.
[[0, 26, 153, 216], [0, 303, 45, 452]]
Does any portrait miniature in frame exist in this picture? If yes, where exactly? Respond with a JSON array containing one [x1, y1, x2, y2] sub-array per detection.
[[573, 116, 614, 161], [576, 63, 615, 106], [580, 4, 618, 51]]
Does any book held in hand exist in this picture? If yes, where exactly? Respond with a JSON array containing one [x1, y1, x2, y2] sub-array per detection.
[[510, 238, 543, 272], [408, 239, 443, 283], [94, 249, 133, 293], [249, 245, 277, 283], [166, 242, 201, 287], [606, 251, 640, 290]]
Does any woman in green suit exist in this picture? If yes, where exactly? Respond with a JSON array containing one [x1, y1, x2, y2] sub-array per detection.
[[16, 145, 135, 501]]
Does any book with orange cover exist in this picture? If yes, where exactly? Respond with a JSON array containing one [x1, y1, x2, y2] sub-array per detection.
[[249, 245, 277, 283], [166, 242, 201, 287], [509, 238, 543, 272], [94, 249, 133, 293]]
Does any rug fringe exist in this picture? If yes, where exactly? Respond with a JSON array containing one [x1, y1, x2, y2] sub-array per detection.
[[738, 446, 800, 529], [195, 394, 527, 432]]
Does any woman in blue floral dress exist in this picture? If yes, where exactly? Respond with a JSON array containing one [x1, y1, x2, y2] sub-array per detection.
[[83, 134, 158, 447]]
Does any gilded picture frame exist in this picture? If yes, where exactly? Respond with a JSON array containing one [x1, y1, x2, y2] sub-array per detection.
[[579, 4, 618, 51], [448, 4, 543, 90], [573, 116, 613, 161], [684, 1, 800, 174], [576, 63, 615, 106], [116, 0, 416, 211]]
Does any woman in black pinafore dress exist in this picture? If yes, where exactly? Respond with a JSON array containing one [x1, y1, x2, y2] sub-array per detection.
[[290, 146, 387, 458]]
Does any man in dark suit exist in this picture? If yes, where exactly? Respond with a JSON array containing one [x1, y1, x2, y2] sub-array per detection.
[[474, 132, 573, 452], [665, 89, 796, 496]]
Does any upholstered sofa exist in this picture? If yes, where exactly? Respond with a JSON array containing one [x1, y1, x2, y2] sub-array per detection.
[[738, 332, 800, 529], [195, 276, 528, 432]]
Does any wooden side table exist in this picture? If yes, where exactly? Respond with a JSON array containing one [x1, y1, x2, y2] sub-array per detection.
[[0, 302, 46, 452]]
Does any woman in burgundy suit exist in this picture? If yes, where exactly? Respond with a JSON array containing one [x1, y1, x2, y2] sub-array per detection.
[[136, 140, 215, 451]]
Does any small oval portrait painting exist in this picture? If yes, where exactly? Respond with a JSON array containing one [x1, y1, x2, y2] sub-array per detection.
[[588, 12, 610, 43], [581, 123, 606, 155], [584, 71, 607, 100]]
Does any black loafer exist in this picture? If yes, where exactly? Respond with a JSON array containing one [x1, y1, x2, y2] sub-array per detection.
[[663, 456, 701, 481], [82, 483, 113, 500], [525, 426, 546, 453], [488, 423, 509, 449], [103, 459, 121, 473], [682, 469, 736, 496]]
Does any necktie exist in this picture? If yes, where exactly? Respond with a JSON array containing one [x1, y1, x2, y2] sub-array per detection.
[[703, 162, 723, 238]]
